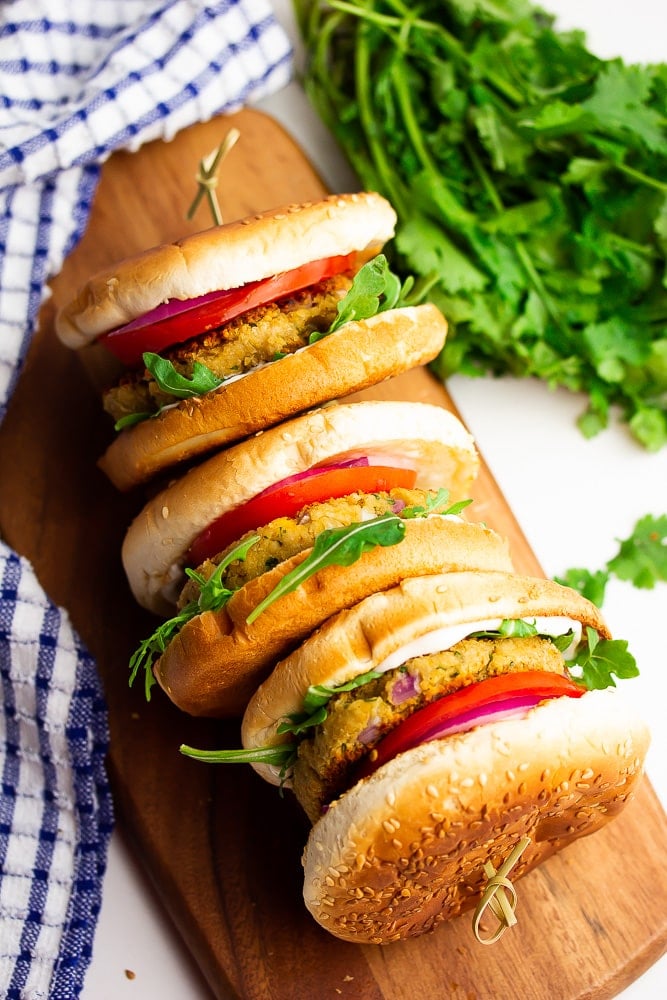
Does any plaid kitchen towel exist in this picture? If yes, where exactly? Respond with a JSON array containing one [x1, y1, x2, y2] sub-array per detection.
[[0, 2, 292, 997]]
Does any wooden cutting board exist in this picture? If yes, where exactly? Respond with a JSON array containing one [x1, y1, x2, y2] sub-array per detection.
[[1, 108, 666, 1000]]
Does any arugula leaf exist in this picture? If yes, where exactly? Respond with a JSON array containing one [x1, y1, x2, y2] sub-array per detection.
[[568, 626, 639, 690], [113, 352, 225, 431], [129, 535, 259, 700], [245, 512, 406, 625], [310, 254, 416, 342], [143, 351, 224, 399], [400, 487, 472, 519], [277, 667, 385, 737], [468, 618, 575, 650], [179, 742, 296, 769], [115, 411, 152, 431]]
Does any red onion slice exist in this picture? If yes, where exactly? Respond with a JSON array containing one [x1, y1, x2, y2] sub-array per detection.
[[419, 694, 544, 744], [253, 457, 370, 501]]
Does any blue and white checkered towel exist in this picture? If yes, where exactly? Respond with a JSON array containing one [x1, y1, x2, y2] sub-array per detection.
[[0, 2, 292, 996]]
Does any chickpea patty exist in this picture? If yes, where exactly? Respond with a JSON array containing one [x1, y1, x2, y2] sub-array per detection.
[[103, 273, 353, 422], [178, 488, 446, 608], [292, 634, 568, 823]]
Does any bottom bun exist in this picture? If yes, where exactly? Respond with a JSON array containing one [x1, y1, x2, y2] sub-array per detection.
[[301, 689, 649, 944]]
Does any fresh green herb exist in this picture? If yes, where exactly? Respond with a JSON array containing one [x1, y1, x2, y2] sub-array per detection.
[[606, 513, 667, 588], [311, 253, 416, 342], [278, 667, 384, 736], [470, 618, 540, 640], [246, 512, 406, 624], [401, 487, 472, 519], [114, 410, 152, 431], [553, 567, 610, 608], [129, 535, 259, 700], [143, 351, 224, 399], [179, 741, 296, 770], [568, 626, 639, 690], [296, 0, 667, 449], [556, 513, 667, 602], [468, 617, 636, 687], [114, 352, 224, 431], [469, 617, 575, 650], [178, 666, 385, 778]]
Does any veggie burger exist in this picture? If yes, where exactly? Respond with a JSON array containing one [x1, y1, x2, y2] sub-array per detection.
[[186, 570, 649, 945], [124, 397, 516, 717], [54, 192, 448, 490]]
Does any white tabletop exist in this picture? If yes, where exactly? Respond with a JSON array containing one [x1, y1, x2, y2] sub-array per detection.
[[82, 2, 667, 997]]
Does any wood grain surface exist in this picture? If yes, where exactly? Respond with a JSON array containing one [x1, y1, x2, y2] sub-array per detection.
[[0, 108, 666, 1000]]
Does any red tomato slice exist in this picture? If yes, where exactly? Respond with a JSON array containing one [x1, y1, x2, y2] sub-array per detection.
[[186, 463, 418, 567], [100, 253, 357, 367], [356, 671, 585, 781]]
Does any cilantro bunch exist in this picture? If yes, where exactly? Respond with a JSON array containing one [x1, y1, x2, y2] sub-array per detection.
[[295, 0, 667, 449]]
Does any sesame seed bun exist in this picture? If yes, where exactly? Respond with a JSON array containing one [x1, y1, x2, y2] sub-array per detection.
[[97, 303, 448, 491], [154, 520, 513, 718], [301, 688, 649, 944], [241, 570, 611, 786], [121, 400, 480, 615], [54, 192, 397, 348]]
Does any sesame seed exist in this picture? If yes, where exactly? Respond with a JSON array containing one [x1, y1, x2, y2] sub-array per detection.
[[161, 506, 169, 519]]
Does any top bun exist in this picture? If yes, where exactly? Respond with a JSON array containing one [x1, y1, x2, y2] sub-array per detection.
[[55, 192, 397, 348]]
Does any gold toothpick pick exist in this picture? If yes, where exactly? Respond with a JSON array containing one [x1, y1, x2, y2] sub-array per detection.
[[187, 127, 241, 226], [472, 836, 532, 945]]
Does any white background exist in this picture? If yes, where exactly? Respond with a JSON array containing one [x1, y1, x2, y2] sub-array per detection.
[[82, 2, 667, 997]]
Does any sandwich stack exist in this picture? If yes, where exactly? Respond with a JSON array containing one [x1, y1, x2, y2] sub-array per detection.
[[54, 191, 649, 946]]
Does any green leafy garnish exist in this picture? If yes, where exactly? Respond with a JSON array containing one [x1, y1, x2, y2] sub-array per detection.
[[553, 567, 610, 608], [310, 254, 416, 342], [143, 351, 224, 399], [568, 626, 639, 690], [113, 352, 224, 431], [128, 534, 259, 700], [296, 0, 667, 449], [556, 513, 667, 602], [400, 487, 472, 519], [245, 512, 406, 625], [469, 617, 576, 650], [606, 514, 667, 588], [179, 742, 296, 769], [114, 410, 152, 431], [277, 667, 384, 737]]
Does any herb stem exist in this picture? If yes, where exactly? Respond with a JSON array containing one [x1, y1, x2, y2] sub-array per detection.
[[611, 161, 667, 194], [354, 16, 407, 213]]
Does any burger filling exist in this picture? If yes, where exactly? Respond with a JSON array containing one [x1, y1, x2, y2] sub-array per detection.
[[103, 273, 353, 424], [178, 487, 453, 607], [291, 634, 570, 822]]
